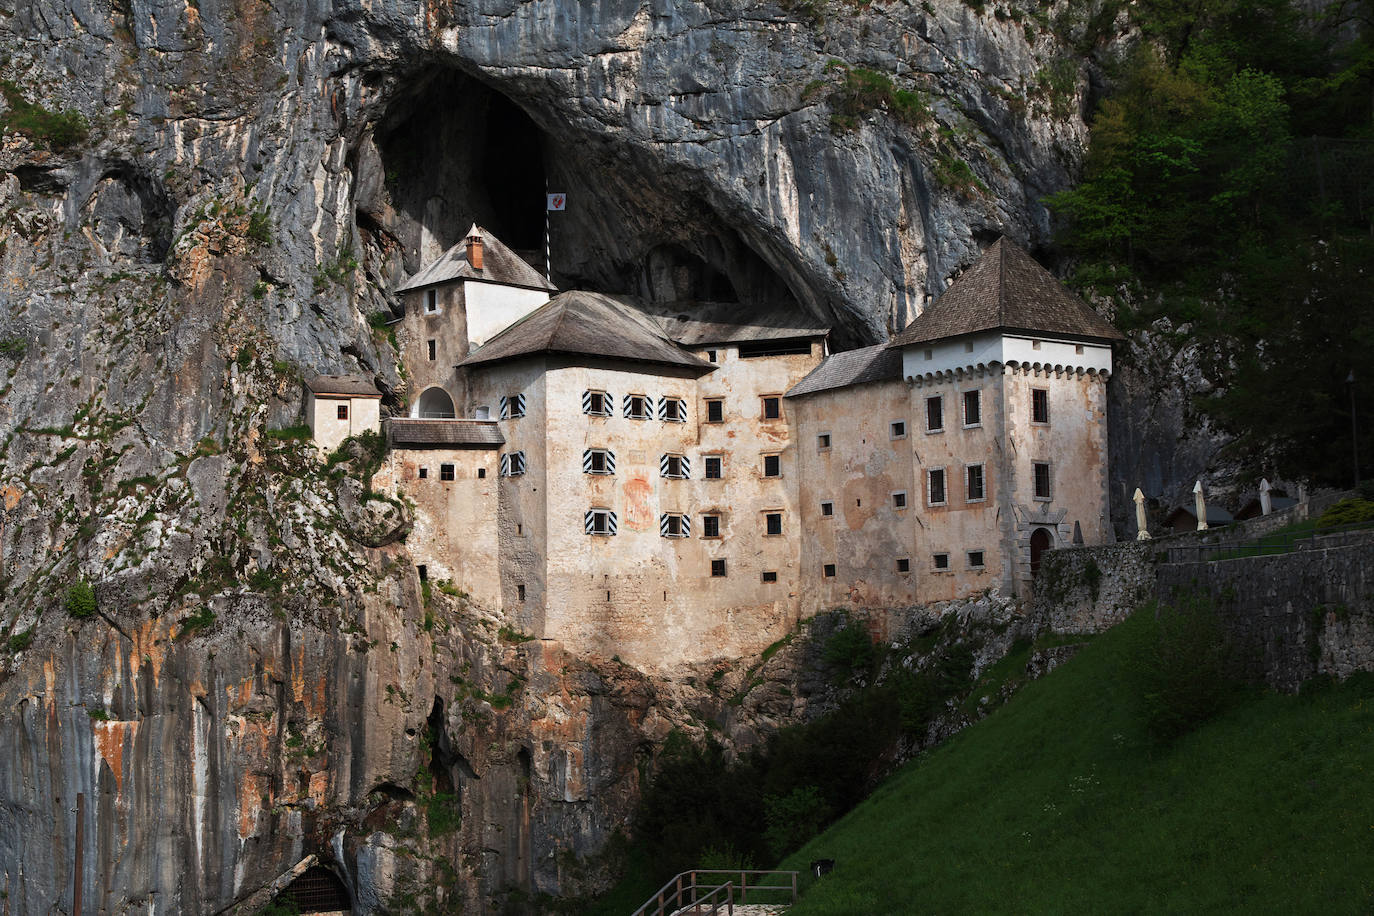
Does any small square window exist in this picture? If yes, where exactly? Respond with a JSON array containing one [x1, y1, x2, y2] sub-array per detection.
[[964, 340, 975, 353], [1031, 388, 1049, 424], [418, 467, 428, 479], [585, 448, 615, 475], [477, 467, 486, 479], [928, 468, 946, 506], [817, 433, 832, 450], [587, 508, 617, 536], [1075, 344, 1085, 355], [762, 396, 781, 420], [661, 397, 686, 422], [427, 340, 436, 361], [963, 390, 981, 427], [966, 464, 986, 502], [1032, 339, 1042, 350], [626, 394, 651, 420], [337, 404, 349, 420], [924, 348, 933, 360], [763, 454, 781, 478], [661, 454, 689, 479], [765, 512, 783, 536], [933, 553, 950, 570], [662, 514, 689, 538], [584, 390, 612, 417], [711, 558, 728, 578], [501, 451, 527, 477], [707, 349, 718, 363], [504, 394, 527, 419], [892, 491, 907, 509], [440, 464, 455, 481], [926, 395, 943, 432], [823, 563, 836, 578], [968, 550, 986, 569], [896, 558, 911, 573], [762, 570, 778, 583], [890, 420, 906, 440], [704, 456, 723, 479], [702, 515, 721, 538], [1034, 462, 1052, 500], [820, 500, 834, 518], [517, 584, 526, 601], [425, 289, 438, 313], [705, 399, 724, 423]]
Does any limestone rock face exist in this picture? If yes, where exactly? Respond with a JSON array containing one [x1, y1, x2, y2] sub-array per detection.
[[0, 0, 1210, 911]]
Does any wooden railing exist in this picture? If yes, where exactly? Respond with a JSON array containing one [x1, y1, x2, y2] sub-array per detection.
[[630, 869, 800, 916]]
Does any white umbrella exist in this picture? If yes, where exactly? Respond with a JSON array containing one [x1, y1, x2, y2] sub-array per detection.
[[1134, 488, 1151, 541], [1193, 480, 1209, 531]]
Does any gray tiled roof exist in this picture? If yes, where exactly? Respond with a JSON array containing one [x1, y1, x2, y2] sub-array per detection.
[[638, 300, 830, 346], [386, 418, 504, 448], [397, 225, 557, 293], [457, 291, 715, 372], [785, 344, 902, 398], [306, 374, 382, 398], [888, 238, 1125, 348]]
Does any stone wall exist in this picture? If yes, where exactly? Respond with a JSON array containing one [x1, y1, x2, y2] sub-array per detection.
[[1032, 541, 1156, 633]]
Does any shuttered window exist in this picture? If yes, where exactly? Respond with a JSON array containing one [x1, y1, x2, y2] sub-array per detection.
[[582, 390, 612, 416], [624, 394, 651, 419], [585, 508, 618, 535], [499, 393, 527, 419], [659, 397, 686, 422], [660, 453, 690, 479], [500, 451, 527, 477], [660, 513, 690, 538], [583, 448, 616, 475]]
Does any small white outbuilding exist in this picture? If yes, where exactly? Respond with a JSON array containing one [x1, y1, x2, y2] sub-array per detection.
[[305, 374, 382, 452]]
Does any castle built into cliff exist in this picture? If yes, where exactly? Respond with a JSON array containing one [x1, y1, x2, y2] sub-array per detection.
[[307, 227, 1123, 669]]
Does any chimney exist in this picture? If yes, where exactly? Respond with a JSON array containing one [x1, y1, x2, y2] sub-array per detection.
[[465, 230, 484, 271]]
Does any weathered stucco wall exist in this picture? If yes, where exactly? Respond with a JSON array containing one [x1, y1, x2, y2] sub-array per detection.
[[306, 392, 381, 453]]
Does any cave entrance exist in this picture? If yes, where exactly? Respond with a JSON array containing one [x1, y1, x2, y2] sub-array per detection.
[[272, 865, 352, 914]]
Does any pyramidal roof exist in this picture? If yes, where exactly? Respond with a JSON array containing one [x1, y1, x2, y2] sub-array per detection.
[[397, 224, 556, 293], [457, 290, 715, 372], [888, 238, 1124, 349]]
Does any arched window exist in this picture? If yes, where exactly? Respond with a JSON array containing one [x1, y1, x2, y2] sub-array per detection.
[[1030, 527, 1054, 579], [415, 387, 455, 419]]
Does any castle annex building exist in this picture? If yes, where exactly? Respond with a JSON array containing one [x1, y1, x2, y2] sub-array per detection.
[[317, 229, 1123, 670]]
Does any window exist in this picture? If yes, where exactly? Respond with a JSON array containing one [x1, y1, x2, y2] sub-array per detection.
[[1031, 339, 1042, 350], [417, 564, 427, 581], [427, 340, 436, 361], [706, 349, 718, 363], [418, 467, 428, 479], [660, 513, 690, 538], [711, 558, 728, 577], [704, 455, 723, 479], [705, 399, 724, 423], [425, 289, 438, 313], [892, 491, 907, 509], [761, 396, 781, 420], [762, 454, 781, 478], [890, 420, 906, 440], [583, 448, 616, 475], [823, 563, 837, 578], [337, 404, 349, 420], [963, 390, 981, 427], [896, 558, 911, 573], [923, 348, 933, 360], [817, 433, 832, 450], [500, 451, 527, 477], [761, 570, 778, 583], [928, 468, 946, 505], [477, 467, 486, 479], [701, 514, 721, 538], [517, 584, 526, 601], [583, 390, 612, 417], [933, 553, 950, 570], [820, 500, 834, 518], [926, 395, 943, 432], [1033, 462, 1052, 500], [661, 453, 690, 479], [625, 394, 651, 420], [500, 393, 527, 420], [659, 397, 686, 422], [440, 464, 455, 481], [966, 464, 985, 501], [585, 508, 618, 535], [1031, 388, 1049, 424], [964, 340, 975, 353], [765, 512, 783, 536], [968, 550, 986, 569], [1075, 344, 1085, 355]]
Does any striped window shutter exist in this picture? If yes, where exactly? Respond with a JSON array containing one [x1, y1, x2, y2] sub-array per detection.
[[607, 510, 618, 534], [682, 514, 691, 536], [500, 453, 511, 477], [582, 390, 593, 414], [514, 393, 526, 417], [582, 449, 595, 473], [623, 394, 633, 418], [659, 453, 671, 477], [680, 455, 691, 477], [659, 513, 671, 536], [584, 509, 595, 534], [605, 450, 616, 474], [499, 396, 510, 419], [657, 397, 667, 420]]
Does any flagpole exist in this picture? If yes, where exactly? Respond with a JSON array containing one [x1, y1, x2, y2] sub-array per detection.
[[544, 177, 551, 284]]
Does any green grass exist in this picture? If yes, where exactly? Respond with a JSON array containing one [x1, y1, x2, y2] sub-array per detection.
[[779, 611, 1374, 913]]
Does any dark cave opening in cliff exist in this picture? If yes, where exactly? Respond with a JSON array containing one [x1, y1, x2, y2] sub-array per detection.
[[273, 866, 352, 914], [372, 68, 806, 317]]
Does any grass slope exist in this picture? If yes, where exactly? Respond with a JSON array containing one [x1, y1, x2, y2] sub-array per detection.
[[780, 612, 1374, 914]]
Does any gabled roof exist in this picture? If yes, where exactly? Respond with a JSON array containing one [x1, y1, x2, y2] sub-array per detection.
[[636, 300, 830, 346], [457, 291, 715, 372], [386, 418, 504, 448], [887, 238, 1125, 349], [397, 224, 557, 293], [306, 374, 382, 398], [785, 344, 902, 398]]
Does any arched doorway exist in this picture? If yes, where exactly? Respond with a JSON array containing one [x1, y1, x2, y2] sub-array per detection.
[[415, 386, 455, 419], [272, 865, 352, 914], [1030, 527, 1054, 580]]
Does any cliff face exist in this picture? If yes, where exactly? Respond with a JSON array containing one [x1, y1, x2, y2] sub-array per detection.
[[0, 0, 1200, 910]]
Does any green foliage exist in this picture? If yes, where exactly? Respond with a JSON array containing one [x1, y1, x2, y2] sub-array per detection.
[[498, 624, 535, 643], [821, 615, 876, 676], [0, 79, 89, 150], [368, 311, 399, 350], [313, 248, 360, 292], [7, 627, 32, 653], [257, 897, 301, 916], [1131, 595, 1240, 743], [0, 337, 26, 359], [246, 205, 272, 245], [764, 785, 832, 857], [87, 708, 112, 721], [423, 790, 462, 835], [826, 65, 931, 133], [781, 612, 1374, 913], [263, 424, 311, 442], [180, 607, 217, 636], [1047, 0, 1374, 481], [932, 152, 987, 196], [1317, 497, 1374, 529], [64, 580, 96, 618]]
